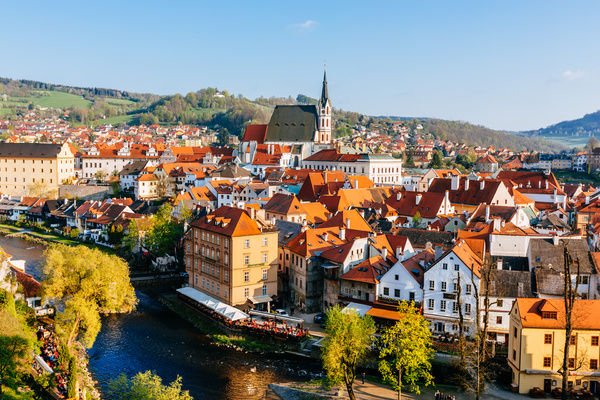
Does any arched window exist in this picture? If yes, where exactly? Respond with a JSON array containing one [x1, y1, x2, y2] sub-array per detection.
[[326, 106, 329, 114]]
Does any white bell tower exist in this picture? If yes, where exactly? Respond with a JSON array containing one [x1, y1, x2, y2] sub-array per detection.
[[317, 69, 331, 144]]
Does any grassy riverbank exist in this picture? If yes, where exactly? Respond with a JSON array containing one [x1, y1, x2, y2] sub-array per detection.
[[157, 292, 284, 353]]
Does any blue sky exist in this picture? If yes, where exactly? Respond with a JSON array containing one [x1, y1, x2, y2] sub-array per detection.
[[2, 1, 599, 131]]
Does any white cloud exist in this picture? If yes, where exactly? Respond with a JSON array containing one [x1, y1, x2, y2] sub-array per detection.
[[290, 20, 317, 31], [562, 69, 584, 81]]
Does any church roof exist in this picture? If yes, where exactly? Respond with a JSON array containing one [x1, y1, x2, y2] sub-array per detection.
[[320, 70, 329, 107], [265, 105, 318, 143]]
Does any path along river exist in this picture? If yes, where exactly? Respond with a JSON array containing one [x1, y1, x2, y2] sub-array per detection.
[[0, 236, 322, 399]]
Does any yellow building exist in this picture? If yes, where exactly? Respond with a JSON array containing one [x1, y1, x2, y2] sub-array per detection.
[[0, 143, 76, 198], [508, 298, 600, 395], [185, 206, 278, 310]]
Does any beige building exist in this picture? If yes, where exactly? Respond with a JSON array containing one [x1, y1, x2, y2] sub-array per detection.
[[0, 143, 76, 198], [509, 298, 600, 395], [185, 206, 278, 310]]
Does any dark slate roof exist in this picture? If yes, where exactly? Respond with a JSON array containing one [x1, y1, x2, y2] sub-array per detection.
[[211, 163, 251, 178], [275, 219, 303, 246], [265, 105, 318, 143], [395, 228, 454, 248], [534, 268, 566, 296], [0, 143, 63, 158], [529, 238, 595, 274], [484, 270, 534, 298], [119, 160, 148, 176]]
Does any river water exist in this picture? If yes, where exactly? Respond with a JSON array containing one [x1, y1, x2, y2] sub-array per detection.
[[0, 236, 322, 399]]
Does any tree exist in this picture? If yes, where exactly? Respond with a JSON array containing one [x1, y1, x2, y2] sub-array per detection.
[[585, 137, 600, 152], [429, 151, 443, 169], [404, 152, 415, 168], [67, 356, 78, 398], [155, 174, 171, 199], [108, 371, 193, 400], [322, 305, 376, 400], [94, 170, 108, 182], [412, 211, 422, 228], [560, 246, 581, 400], [42, 244, 137, 348], [378, 302, 433, 400]]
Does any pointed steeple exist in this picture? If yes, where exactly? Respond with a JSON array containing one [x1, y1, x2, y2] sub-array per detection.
[[320, 69, 329, 107]]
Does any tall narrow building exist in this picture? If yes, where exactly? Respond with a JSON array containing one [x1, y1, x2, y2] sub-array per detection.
[[316, 70, 332, 144]]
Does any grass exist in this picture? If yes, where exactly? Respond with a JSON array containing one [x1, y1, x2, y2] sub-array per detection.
[[90, 113, 138, 126], [19, 90, 92, 109], [1, 386, 36, 400], [541, 135, 591, 149], [553, 170, 600, 185]]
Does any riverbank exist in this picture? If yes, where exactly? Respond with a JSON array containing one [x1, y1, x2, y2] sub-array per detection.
[[157, 291, 295, 353]]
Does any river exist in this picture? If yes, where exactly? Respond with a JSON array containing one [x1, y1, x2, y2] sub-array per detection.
[[0, 236, 322, 399]]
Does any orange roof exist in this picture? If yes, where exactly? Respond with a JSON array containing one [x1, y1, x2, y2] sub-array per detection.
[[318, 209, 373, 232], [138, 173, 158, 182], [190, 206, 262, 237], [366, 307, 402, 321], [516, 298, 600, 329], [300, 202, 331, 224]]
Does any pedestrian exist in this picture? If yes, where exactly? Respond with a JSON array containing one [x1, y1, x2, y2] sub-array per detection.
[[434, 389, 440, 399], [361, 371, 365, 384]]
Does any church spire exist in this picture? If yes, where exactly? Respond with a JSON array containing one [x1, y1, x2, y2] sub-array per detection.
[[320, 69, 329, 107]]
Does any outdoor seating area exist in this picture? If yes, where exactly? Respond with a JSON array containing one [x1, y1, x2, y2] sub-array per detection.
[[35, 325, 69, 398], [233, 318, 309, 340]]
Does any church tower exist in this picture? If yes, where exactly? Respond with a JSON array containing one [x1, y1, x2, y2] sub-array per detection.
[[317, 70, 332, 144]]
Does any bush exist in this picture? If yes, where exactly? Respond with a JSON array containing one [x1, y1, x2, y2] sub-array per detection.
[[529, 387, 545, 398], [69, 228, 80, 239], [67, 357, 78, 398]]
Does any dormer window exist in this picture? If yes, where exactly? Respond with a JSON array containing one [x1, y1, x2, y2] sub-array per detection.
[[542, 311, 557, 319]]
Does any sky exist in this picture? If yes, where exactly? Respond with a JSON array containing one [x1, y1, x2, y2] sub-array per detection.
[[2, 1, 600, 131]]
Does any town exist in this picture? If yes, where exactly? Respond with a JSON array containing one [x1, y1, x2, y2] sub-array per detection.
[[2, 68, 600, 400]]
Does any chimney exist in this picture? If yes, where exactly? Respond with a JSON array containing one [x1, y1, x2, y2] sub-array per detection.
[[465, 179, 470, 191], [323, 232, 329, 241], [396, 246, 403, 260], [382, 247, 388, 260], [485, 205, 490, 222], [415, 193, 422, 205], [497, 259, 503, 270], [480, 180, 485, 190], [345, 217, 351, 229], [396, 191, 402, 201], [451, 175, 460, 191], [538, 180, 541, 189], [339, 228, 346, 241], [545, 181, 549, 189], [354, 179, 358, 188], [434, 246, 444, 259], [552, 234, 559, 246]]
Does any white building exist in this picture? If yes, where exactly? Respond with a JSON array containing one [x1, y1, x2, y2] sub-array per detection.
[[378, 248, 434, 304], [80, 141, 161, 179], [423, 240, 483, 336]]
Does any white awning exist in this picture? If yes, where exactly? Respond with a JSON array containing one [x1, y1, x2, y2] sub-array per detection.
[[177, 287, 248, 321], [248, 295, 272, 304], [343, 302, 372, 317], [34, 354, 53, 374]]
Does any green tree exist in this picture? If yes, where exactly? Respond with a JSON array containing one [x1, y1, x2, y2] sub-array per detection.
[[42, 244, 137, 348], [67, 356, 78, 398], [412, 211, 422, 228], [404, 152, 415, 168], [378, 302, 433, 400], [322, 305, 376, 400], [143, 203, 185, 258], [108, 371, 193, 400], [429, 151, 443, 169]]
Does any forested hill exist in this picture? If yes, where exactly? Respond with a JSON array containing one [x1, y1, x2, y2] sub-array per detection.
[[523, 110, 600, 138], [0, 77, 563, 151]]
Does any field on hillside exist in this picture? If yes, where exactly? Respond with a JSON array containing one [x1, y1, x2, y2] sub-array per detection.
[[21, 90, 92, 108], [90, 113, 138, 126], [538, 135, 591, 149]]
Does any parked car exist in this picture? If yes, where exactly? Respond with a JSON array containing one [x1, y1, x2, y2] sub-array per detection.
[[274, 309, 289, 317], [314, 312, 327, 325]]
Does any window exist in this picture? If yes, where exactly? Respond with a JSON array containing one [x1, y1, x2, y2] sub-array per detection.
[[441, 281, 447, 292], [465, 303, 471, 315], [244, 271, 249, 282], [577, 275, 589, 285], [542, 311, 557, 319], [262, 269, 268, 281], [454, 264, 459, 271], [442, 263, 448, 270], [466, 284, 472, 295], [453, 282, 458, 292], [262, 253, 268, 263], [244, 288, 249, 298], [514, 327, 518, 338], [544, 334, 552, 344], [263, 237, 268, 246], [592, 336, 599, 346], [440, 300, 447, 311], [244, 255, 250, 265], [262, 284, 267, 296], [496, 316, 502, 324], [244, 239, 250, 248], [591, 359, 598, 370], [383, 287, 389, 296], [543, 357, 552, 368], [453, 302, 459, 313], [224, 238, 228, 248], [429, 280, 435, 290], [394, 274, 399, 281], [224, 253, 228, 265], [428, 299, 434, 310], [497, 299, 503, 308], [512, 350, 516, 361], [568, 358, 575, 369], [224, 270, 229, 282], [570, 335, 576, 345], [396, 289, 402, 298]]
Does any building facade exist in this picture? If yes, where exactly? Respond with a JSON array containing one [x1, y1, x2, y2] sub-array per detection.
[[185, 206, 278, 310]]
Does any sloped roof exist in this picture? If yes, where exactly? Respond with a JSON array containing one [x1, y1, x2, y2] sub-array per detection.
[[340, 256, 390, 284], [0, 142, 63, 158], [190, 206, 262, 237], [242, 124, 268, 143], [266, 105, 318, 142], [263, 194, 304, 216], [385, 190, 447, 219], [428, 178, 505, 206], [516, 298, 600, 329], [317, 209, 373, 232]]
